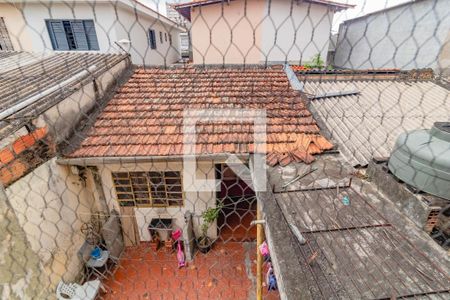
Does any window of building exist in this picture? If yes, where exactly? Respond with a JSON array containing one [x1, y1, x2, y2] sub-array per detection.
[[159, 31, 163, 44], [169, 34, 172, 45], [165, 32, 167, 42], [112, 171, 183, 207], [46, 19, 99, 51], [148, 29, 156, 49], [0, 17, 14, 50]]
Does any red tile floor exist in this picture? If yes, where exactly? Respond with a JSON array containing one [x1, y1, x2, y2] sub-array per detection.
[[99, 242, 279, 300]]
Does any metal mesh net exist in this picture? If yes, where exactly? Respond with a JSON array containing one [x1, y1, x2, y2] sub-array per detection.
[[0, 0, 449, 299]]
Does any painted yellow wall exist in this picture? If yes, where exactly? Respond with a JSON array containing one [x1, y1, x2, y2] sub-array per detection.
[[190, 0, 265, 64], [190, 0, 333, 65]]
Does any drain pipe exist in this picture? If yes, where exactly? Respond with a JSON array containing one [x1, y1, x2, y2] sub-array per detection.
[[0, 65, 97, 121]]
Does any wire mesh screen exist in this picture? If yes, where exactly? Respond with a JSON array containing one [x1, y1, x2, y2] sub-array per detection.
[[0, 0, 449, 299]]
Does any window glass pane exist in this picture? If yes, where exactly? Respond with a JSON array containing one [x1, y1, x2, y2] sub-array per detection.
[[83, 20, 99, 50], [115, 186, 132, 193], [117, 193, 134, 200], [113, 179, 130, 185], [62, 21, 77, 50], [70, 20, 89, 50], [136, 200, 151, 206], [113, 171, 183, 207], [165, 171, 180, 178], [167, 185, 181, 192], [148, 29, 156, 49], [46, 20, 70, 50], [167, 193, 182, 199], [152, 199, 167, 206], [168, 200, 182, 207]]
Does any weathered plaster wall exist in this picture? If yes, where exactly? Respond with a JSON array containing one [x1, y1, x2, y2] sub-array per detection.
[[334, 0, 450, 75], [34, 58, 130, 144], [0, 188, 52, 300], [5, 159, 97, 289], [98, 160, 218, 241]]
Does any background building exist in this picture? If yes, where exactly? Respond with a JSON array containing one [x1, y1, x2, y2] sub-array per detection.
[[174, 0, 353, 65], [0, 0, 183, 66], [333, 0, 450, 76]]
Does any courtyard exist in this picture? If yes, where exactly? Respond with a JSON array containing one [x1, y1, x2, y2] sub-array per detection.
[[99, 242, 280, 300]]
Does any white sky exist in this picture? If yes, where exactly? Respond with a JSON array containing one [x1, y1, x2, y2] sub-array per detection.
[[332, 0, 412, 31]]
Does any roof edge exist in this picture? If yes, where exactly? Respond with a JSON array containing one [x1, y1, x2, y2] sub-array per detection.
[[172, 0, 355, 21]]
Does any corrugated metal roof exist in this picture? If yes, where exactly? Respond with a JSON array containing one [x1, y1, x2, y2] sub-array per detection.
[[302, 79, 450, 166], [0, 51, 129, 139], [0, 51, 52, 74]]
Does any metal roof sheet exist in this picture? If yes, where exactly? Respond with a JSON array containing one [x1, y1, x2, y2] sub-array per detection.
[[302, 79, 450, 166], [0, 51, 129, 139]]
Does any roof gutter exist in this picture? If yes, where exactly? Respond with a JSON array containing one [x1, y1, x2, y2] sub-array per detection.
[[57, 153, 250, 166], [0, 65, 97, 121]]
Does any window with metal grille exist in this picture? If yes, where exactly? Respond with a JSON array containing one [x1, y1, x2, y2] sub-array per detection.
[[148, 29, 157, 49], [0, 17, 14, 50], [112, 171, 183, 207], [46, 19, 99, 51]]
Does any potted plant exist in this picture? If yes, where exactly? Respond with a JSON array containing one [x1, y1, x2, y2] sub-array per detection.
[[197, 206, 221, 253]]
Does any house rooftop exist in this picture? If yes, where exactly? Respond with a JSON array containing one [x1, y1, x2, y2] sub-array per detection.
[[65, 65, 333, 164], [0, 51, 129, 140], [262, 155, 450, 299], [295, 69, 450, 167], [172, 0, 354, 21]]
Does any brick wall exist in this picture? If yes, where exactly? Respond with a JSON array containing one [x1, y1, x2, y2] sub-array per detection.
[[0, 127, 54, 187]]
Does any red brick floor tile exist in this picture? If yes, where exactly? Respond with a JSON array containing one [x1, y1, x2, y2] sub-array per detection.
[[98, 242, 279, 300]]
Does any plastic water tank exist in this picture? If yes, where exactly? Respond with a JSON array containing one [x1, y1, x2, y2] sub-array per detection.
[[388, 122, 450, 200]]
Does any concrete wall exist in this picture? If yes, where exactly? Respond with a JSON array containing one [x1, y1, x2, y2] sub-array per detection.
[[190, 0, 333, 64], [5, 159, 99, 288], [98, 160, 218, 242], [0, 1, 181, 66], [333, 0, 450, 75], [0, 189, 53, 299]]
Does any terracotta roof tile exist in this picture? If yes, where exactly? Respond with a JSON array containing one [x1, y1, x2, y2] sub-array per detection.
[[68, 66, 332, 165]]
